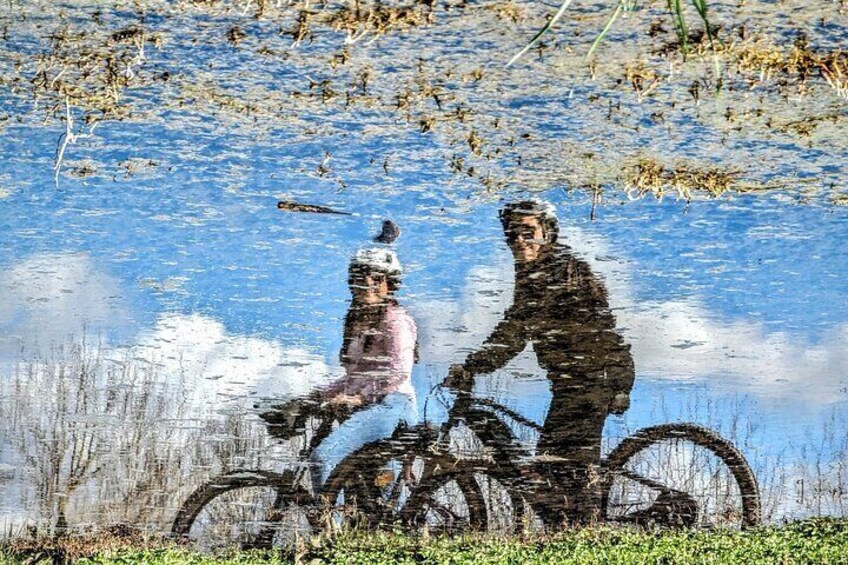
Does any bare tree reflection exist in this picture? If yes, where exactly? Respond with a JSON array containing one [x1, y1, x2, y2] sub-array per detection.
[[0, 336, 274, 536]]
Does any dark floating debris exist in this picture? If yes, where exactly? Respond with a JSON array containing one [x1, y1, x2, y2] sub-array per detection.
[[226, 25, 246, 45], [276, 200, 351, 215], [373, 219, 401, 244]]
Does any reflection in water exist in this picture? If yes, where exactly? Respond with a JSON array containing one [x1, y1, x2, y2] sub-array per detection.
[[171, 203, 759, 549], [2, 0, 848, 543], [257, 201, 636, 527], [260, 245, 418, 491], [172, 202, 765, 552], [1, 200, 845, 545], [447, 200, 635, 524]]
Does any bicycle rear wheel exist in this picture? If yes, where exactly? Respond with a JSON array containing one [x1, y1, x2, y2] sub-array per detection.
[[172, 470, 315, 551], [601, 423, 760, 529]]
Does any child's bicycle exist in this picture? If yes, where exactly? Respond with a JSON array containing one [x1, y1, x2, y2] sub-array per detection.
[[172, 384, 760, 551]]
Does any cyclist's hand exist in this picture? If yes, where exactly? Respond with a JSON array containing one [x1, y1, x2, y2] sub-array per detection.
[[610, 392, 630, 415], [445, 364, 473, 391], [328, 393, 363, 407]]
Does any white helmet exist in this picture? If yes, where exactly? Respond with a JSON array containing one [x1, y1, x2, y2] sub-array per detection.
[[350, 246, 403, 277], [500, 199, 560, 244], [501, 199, 558, 221]]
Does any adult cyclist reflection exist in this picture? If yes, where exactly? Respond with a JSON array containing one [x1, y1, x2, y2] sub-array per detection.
[[446, 200, 635, 525]]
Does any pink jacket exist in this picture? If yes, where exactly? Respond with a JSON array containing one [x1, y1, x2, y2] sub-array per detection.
[[326, 304, 417, 402]]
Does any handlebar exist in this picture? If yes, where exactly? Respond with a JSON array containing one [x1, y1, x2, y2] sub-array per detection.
[[423, 381, 543, 433]]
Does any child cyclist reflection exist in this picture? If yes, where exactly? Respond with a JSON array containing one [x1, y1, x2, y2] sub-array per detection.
[[308, 246, 418, 494]]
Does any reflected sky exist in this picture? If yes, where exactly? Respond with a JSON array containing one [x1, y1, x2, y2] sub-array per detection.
[[2, 168, 847, 528], [1, 0, 848, 535]]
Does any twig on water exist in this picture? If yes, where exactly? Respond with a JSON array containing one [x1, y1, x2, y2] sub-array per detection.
[[53, 97, 98, 188], [277, 200, 351, 215], [53, 97, 76, 188]]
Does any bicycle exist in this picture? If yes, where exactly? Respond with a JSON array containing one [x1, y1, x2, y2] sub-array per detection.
[[171, 383, 761, 550]]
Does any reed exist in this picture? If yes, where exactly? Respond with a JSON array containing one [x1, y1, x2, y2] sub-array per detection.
[[508, 0, 718, 66]]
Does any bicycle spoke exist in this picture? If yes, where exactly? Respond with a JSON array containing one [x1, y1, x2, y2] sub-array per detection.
[[174, 472, 317, 552]]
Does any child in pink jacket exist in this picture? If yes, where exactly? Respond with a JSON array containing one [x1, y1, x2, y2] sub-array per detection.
[[309, 247, 418, 491]]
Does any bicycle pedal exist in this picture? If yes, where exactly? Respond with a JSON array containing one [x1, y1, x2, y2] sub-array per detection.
[[374, 470, 394, 488]]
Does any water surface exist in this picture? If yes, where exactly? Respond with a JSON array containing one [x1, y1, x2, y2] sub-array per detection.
[[1, 0, 847, 541]]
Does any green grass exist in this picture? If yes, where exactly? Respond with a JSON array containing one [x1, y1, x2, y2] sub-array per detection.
[[3, 519, 848, 564]]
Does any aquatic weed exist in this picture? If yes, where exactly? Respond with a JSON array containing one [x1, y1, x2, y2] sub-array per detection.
[[508, 0, 718, 66]]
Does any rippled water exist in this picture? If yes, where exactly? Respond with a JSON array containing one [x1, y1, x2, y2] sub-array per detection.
[[1, 0, 847, 545]]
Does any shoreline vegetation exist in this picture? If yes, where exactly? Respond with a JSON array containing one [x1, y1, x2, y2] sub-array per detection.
[[1, 1, 846, 203], [2, 519, 848, 564]]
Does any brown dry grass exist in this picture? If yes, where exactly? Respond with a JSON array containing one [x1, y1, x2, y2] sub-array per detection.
[[2, 0, 846, 200], [721, 39, 848, 98], [2, 525, 167, 563], [327, 2, 434, 44], [31, 25, 162, 122], [624, 156, 738, 201]]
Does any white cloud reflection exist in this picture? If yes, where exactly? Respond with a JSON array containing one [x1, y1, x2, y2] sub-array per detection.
[[131, 312, 340, 414], [0, 253, 130, 357]]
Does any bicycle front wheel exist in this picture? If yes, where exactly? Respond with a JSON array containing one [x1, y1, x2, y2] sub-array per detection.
[[172, 470, 316, 551], [601, 423, 761, 529], [401, 467, 490, 532], [323, 440, 490, 533]]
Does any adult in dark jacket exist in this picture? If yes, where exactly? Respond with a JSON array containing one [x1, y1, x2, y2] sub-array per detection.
[[447, 200, 635, 525]]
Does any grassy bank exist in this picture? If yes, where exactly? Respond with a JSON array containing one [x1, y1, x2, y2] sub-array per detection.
[[3, 519, 848, 564]]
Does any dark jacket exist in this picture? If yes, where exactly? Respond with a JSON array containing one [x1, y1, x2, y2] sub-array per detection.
[[460, 244, 635, 522]]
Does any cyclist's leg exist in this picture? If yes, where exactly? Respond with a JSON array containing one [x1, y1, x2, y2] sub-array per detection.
[[530, 462, 604, 528], [309, 392, 417, 495], [536, 375, 609, 527]]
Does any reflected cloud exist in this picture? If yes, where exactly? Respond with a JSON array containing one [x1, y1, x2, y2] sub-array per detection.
[[0, 253, 131, 356], [621, 300, 848, 403], [0, 252, 339, 406], [133, 313, 341, 414]]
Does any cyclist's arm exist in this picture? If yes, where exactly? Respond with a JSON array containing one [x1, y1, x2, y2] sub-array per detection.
[[458, 312, 527, 376]]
